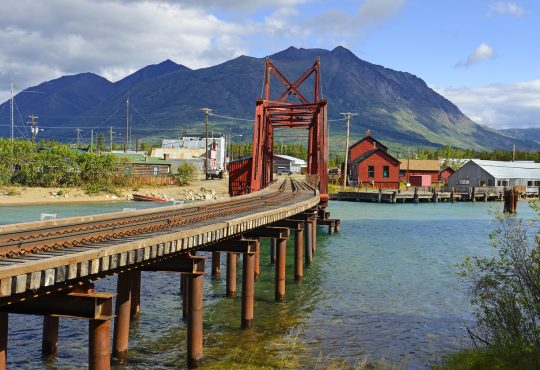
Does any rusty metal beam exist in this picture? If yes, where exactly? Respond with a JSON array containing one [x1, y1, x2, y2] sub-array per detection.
[[226, 253, 237, 297], [89, 319, 111, 370], [199, 239, 258, 254], [270, 220, 304, 230], [244, 227, 289, 240], [141, 256, 205, 274], [187, 273, 204, 368], [2, 292, 114, 320]]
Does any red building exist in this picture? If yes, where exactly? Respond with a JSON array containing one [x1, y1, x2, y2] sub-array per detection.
[[439, 166, 455, 184], [399, 159, 440, 184], [347, 133, 400, 189]]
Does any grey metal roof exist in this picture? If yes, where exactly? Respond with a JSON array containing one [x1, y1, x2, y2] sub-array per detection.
[[471, 159, 540, 179]]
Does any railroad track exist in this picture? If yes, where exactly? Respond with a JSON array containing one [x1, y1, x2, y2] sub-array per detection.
[[0, 179, 311, 260]]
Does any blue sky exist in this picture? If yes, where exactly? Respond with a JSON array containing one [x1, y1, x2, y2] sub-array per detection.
[[1, 0, 539, 129]]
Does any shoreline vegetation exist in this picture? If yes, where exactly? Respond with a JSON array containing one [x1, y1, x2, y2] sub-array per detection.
[[437, 205, 540, 370]]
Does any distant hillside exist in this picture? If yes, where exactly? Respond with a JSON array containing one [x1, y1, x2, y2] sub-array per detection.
[[500, 128, 540, 145], [1, 46, 537, 150]]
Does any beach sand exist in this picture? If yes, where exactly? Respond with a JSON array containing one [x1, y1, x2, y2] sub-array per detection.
[[0, 178, 230, 205]]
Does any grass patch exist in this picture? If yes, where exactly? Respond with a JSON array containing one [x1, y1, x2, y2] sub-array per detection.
[[435, 348, 540, 370]]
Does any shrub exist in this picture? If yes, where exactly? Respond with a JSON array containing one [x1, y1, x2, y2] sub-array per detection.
[[460, 207, 540, 353], [174, 163, 197, 186]]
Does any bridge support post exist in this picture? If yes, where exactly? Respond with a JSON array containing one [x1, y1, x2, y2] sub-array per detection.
[[113, 270, 134, 363], [0, 312, 7, 370], [42, 315, 59, 356], [211, 252, 221, 277], [254, 239, 260, 280], [294, 229, 304, 281], [182, 274, 190, 321], [226, 253, 237, 297], [241, 250, 255, 328], [187, 273, 204, 368], [270, 238, 276, 264], [311, 218, 317, 255], [130, 270, 141, 321], [275, 238, 287, 301], [89, 319, 111, 370], [305, 221, 313, 265]]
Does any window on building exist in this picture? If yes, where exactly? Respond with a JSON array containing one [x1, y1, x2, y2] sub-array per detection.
[[535, 181, 540, 187], [383, 166, 389, 178], [497, 180, 509, 186], [368, 165, 374, 178], [479, 180, 487, 187], [153, 166, 159, 176], [528, 181, 533, 187], [399, 170, 406, 177]]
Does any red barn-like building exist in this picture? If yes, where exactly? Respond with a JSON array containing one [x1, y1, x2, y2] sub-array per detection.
[[347, 133, 400, 189], [439, 166, 455, 184]]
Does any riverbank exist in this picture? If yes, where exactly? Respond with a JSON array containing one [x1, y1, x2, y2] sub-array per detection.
[[0, 178, 229, 205]]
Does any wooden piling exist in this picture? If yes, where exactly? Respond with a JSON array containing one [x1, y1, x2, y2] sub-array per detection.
[[113, 271, 133, 363], [226, 253, 237, 297], [0, 312, 7, 370], [294, 229, 304, 281], [504, 189, 518, 213], [241, 251, 255, 328], [413, 187, 419, 204], [187, 273, 204, 368], [89, 319, 111, 370], [471, 187, 476, 202], [211, 251, 221, 278], [275, 238, 287, 301], [130, 270, 141, 321], [42, 315, 59, 357]]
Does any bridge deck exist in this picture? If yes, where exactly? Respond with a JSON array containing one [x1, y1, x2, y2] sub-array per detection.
[[0, 179, 319, 306]]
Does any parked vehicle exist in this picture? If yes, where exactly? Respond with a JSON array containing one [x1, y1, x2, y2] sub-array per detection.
[[276, 166, 292, 175]]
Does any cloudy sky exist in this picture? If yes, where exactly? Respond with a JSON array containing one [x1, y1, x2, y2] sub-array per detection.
[[1, 0, 539, 129]]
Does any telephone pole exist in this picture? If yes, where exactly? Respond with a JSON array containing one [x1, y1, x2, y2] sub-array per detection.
[[340, 112, 357, 189], [10, 80, 14, 145], [27, 114, 39, 143], [201, 107, 213, 180], [76, 128, 81, 147], [109, 126, 114, 152], [90, 129, 94, 153], [125, 97, 129, 153]]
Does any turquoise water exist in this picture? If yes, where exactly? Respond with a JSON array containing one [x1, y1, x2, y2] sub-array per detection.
[[0, 200, 533, 369]]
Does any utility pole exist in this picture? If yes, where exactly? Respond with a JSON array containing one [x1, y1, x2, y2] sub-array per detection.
[[201, 107, 213, 180], [27, 114, 39, 143], [109, 126, 114, 152], [340, 112, 357, 190], [512, 144, 516, 161], [10, 80, 14, 145], [76, 128, 81, 148], [125, 97, 129, 153], [90, 129, 94, 153]]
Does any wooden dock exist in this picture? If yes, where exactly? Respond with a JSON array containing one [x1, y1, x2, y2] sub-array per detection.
[[330, 187, 506, 203]]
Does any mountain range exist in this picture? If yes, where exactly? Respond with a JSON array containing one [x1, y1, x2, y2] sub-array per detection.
[[0, 46, 537, 150]]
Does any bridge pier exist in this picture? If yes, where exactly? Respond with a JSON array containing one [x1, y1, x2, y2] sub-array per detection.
[[130, 270, 141, 321], [113, 270, 135, 363], [186, 273, 204, 368], [294, 228, 304, 281], [182, 274, 189, 321], [241, 249, 255, 328], [275, 238, 287, 301], [89, 318, 111, 370], [305, 221, 313, 265], [270, 238, 277, 264], [254, 239, 260, 280], [42, 315, 59, 357], [226, 253, 238, 297], [211, 252, 221, 277], [0, 312, 6, 370]]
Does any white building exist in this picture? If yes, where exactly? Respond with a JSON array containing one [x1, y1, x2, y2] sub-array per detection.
[[273, 154, 307, 173], [152, 135, 226, 171], [447, 159, 540, 193]]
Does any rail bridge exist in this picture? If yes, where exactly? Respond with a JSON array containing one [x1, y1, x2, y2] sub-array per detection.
[[0, 57, 339, 369]]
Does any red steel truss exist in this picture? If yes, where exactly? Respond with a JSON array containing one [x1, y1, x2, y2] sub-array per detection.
[[250, 57, 328, 204]]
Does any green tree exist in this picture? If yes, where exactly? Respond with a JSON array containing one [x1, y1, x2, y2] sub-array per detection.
[[97, 133, 106, 153], [174, 163, 197, 186]]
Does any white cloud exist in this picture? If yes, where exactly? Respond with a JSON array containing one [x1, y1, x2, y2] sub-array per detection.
[[488, 2, 524, 17], [434, 80, 540, 129], [456, 43, 495, 67]]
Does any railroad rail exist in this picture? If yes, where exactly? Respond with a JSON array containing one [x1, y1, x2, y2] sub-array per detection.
[[0, 178, 318, 305]]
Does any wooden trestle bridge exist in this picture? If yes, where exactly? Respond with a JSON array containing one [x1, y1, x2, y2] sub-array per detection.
[[0, 179, 339, 369], [0, 56, 339, 369]]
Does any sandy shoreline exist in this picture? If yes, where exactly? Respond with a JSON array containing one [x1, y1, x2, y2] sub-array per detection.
[[0, 178, 230, 205]]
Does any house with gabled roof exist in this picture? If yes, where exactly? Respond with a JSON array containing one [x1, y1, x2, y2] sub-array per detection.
[[347, 131, 400, 189]]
